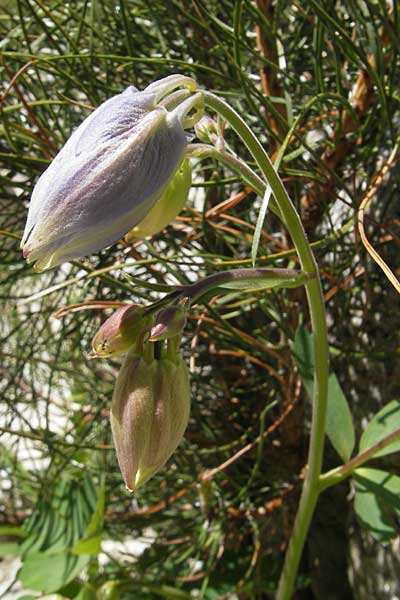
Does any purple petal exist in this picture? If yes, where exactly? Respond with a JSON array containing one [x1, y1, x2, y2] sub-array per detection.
[[22, 86, 187, 270]]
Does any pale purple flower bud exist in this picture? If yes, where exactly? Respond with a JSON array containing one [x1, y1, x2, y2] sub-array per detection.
[[148, 304, 187, 342], [111, 348, 190, 491], [91, 304, 152, 358], [21, 75, 203, 271]]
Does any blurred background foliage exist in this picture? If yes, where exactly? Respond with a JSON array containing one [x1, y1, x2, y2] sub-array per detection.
[[0, 0, 399, 598]]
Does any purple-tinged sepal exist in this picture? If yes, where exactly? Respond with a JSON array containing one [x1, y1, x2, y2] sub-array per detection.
[[21, 75, 203, 271], [111, 343, 190, 491], [91, 304, 152, 358], [148, 302, 188, 342]]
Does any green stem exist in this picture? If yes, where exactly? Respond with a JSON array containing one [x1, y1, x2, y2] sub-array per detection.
[[182, 267, 312, 303], [203, 92, 329, 599], [319, 427, 400, 492], [186, 143, 280, 216], [144, 268, 311, 316]]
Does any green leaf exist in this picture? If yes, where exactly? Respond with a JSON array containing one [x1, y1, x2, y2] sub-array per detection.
[[72, 483, 104, 555], [16, 475, 102, 592], [144, 586, 193, 600], [20, 502, 54, 556], [325, 373, 355, 463], [72, 534, 102, 556], [0, 542, 20, 556], [359, 399, 400, 458], [18, 551, 89, 593], [82, 482, 104, 537], [293, 326, 355, 462], [353, 467, 400, 542], [293, 326, 315, 391], [57, 580, 82, 599], [217, 269, 307, 292]]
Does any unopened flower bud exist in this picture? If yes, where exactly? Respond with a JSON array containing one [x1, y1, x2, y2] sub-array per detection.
[[125, 158, 192, 240], [21, 75, 203, 271], [148, 304, 187, 341], [91, 305, 152, 358], [194, 115, 219, 145], [111, 347, 190, 491]]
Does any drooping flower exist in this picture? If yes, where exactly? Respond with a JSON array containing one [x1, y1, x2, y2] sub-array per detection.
[[110, 343, 190, 491], [21, 75, 203, 271]]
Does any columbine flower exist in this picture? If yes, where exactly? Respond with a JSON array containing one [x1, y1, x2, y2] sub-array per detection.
[[21, 74, 203, 271], [110, 343, 190, 491]]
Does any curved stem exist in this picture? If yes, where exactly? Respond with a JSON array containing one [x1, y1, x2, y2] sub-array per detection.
[[143, 268, 309, 315], [186, 143, 280, 216], [181, 267, 312, 303], [203, 92, 329, 599]]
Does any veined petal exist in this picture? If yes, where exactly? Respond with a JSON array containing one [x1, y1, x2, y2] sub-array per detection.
[[22, 103, 186, 270], [110, 347, 191, 492], [21, 82, 190, 270], [110, 353, 155, 491], [134, 354, 190, 489], [21, 87, 153, 247]]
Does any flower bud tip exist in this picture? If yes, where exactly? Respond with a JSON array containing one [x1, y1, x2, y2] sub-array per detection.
[[148, 305, 187, 342], [91, 304, 152, 358]]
